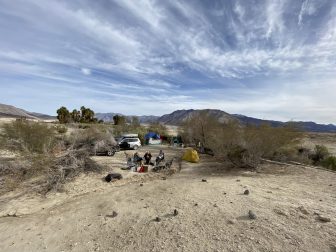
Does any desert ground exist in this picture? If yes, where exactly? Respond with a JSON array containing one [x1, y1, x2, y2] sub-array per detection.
[[0, 144, 335, 252]]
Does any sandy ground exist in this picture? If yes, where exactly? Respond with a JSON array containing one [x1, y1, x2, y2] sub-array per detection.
[[303, 133, 336, 155], [0, 145, 336, 252]]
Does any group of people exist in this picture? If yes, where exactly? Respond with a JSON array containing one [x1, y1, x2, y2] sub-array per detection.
[[133, 150, 165, 166]]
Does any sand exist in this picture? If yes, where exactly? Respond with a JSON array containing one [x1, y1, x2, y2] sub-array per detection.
[[0, 145, 335, 252]]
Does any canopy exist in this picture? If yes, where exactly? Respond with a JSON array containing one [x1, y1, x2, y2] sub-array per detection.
[[144, 132, 160, 140], [182, 148, 199, 163]]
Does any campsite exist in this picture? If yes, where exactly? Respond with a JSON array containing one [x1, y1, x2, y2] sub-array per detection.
[[1, 1, 336, 251], [0, 120, 336, 251]]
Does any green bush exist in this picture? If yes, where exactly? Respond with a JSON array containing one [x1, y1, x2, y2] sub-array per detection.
[[310, 145, 330, 164], [1, 120, 56, 153], [321, 156, 336, 171], [55, 125, 68, 134]]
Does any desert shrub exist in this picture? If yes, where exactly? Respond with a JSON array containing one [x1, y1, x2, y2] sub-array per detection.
[[321, 156, 336, 171], [182, 115, 303, 169], [1, 120, 56, 153], [55, 125, 68, 134], [67, 125, 116, 153], [44, 150, 103, 192], [310, 145, 330, 164]]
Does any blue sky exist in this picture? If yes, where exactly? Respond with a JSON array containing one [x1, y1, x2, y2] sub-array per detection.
[[0, 0, 335, 123]]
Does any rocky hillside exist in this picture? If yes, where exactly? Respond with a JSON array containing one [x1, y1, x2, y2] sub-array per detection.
[[158, 109, 236, 125], [0, 103, 55, 120]]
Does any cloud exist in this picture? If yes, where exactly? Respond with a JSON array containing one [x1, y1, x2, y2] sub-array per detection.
[[0, 0, 335, 123], [81, 68, 91, 75]]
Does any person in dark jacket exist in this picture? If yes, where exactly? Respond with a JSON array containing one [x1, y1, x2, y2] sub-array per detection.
[[155, 150, 165, 165], [133, 152, 143, 165], [143, 151, 152, 165]]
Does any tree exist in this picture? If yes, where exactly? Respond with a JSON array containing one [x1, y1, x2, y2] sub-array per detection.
[[80, 106, 95, 123], [113, 115, 126, 125], [131, 116, 140, 127], [70, 109, 81, 123], [57, 106, 71, 124]]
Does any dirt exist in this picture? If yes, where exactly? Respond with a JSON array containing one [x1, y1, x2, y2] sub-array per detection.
[[0, 145, 335, 252]]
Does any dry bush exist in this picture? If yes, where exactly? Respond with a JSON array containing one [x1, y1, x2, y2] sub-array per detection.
[[67, 125, 116, 152], [1, 120, 56, 153], [0, 124, 112, 194], [44, 150, 103, 192], [181, 113, 303, 169]]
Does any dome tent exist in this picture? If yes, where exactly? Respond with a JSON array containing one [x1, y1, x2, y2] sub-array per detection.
[[182, 148, 199, 163]]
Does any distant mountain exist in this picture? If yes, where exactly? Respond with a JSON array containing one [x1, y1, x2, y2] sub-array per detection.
[[96, 109, 336, 132], [232, 114, 336, 133], [0, 103, 55, 120], [95, 113, 159, 124], [158, 109, 236, 125]]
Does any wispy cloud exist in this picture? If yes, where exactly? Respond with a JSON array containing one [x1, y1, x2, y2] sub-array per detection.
[[0, 0, 335, 123]]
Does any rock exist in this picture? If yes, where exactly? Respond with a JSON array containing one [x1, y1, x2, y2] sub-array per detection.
[[329, 184, 332, 186], [248, 210, 257, 220], [317, 216, 331, 222], [173, 209, 179, 216], [298, 206, 309, 215], [244, 189, 250, 195], [202, 179, 207, 182], [140, 183, 143, 186], [236, 179, 240, 182], [194, 203, 198, 206], [228, 219, 237, 224], [162, 177, 166, 180], [224, 192, 227, 195], [106, 211, 118, 218], [155, 217, 161, 222], [214, 204, 218, 207]]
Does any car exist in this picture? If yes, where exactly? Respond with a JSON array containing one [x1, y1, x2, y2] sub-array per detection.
[[119, 137, 141, 150], [91, 143, 120, 156]]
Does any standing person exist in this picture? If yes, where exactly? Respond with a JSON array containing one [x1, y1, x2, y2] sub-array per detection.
[[155, 150, 165, 165], [143, 151, 152, 165]]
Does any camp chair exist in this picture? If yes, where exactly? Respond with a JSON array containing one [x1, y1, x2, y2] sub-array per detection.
[[153, 158, 174, 172]]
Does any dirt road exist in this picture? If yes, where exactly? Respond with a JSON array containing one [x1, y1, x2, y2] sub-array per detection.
[[0, 146, 335, 252]]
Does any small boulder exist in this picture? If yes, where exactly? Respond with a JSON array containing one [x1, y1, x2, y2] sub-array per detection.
[[105, 173, 122, 182], [317, 216, 331, 222], [106, 211, 118, 218], [173, 209, 179, 216], [202, 179, 207, 182], [244, 190, 250, 195], [248, 210, 257, 220], [228, 219, 237, 224], [155, 217, 161, 222], [298, 206, 309, 215]]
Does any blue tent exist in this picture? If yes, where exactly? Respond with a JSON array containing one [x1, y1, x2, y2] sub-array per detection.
[[145, 132, 160, 140]]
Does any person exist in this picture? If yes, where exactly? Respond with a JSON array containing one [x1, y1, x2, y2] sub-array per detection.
[[143, 151, 152, 165], [155, 150, 165, 165], [133, 152, 143, 165]]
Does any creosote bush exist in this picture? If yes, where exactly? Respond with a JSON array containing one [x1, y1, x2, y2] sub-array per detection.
[[0, 121, 112, 194], [1, 120, 56, 153], [181, 113, 303, 169]]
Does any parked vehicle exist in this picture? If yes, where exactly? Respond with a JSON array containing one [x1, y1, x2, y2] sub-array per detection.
[[119, 137, 142, 150], [91, 142, 120, 156]]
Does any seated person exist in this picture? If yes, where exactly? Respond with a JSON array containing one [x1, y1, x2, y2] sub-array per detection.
[[143, 151, 152, 165], [155, 150, 165, 165], [133, 152, 143, 165]]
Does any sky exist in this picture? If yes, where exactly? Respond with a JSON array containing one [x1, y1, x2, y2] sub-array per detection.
[[0, 0, 335, 123]]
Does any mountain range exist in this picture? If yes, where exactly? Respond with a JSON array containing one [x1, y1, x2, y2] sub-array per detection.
[[1, 103, 336, 133], [96, 109, 336, 133], [0, 103, 55, 120]]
